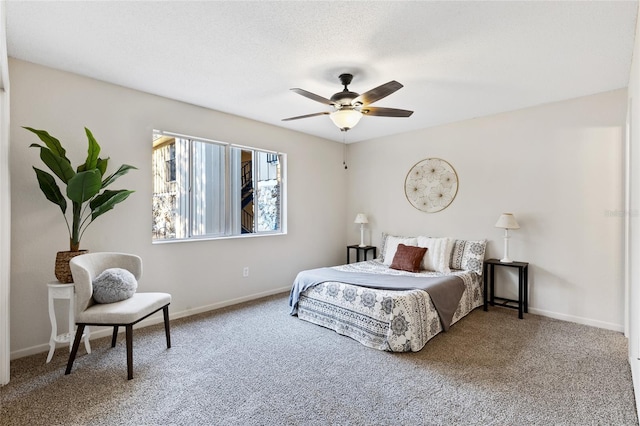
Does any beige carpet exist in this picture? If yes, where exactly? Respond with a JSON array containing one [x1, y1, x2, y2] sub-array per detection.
[[1, 293, 637, 425]]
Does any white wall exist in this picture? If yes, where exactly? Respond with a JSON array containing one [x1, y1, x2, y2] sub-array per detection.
[[626, 0, 640, 417], [347, 89, 627, 330], [9, 59, 348, 358]]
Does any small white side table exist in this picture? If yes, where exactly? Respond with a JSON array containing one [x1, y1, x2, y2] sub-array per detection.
[[46, 281, 91, 363]]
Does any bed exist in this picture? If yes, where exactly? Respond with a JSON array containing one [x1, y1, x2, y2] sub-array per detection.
[[289, 235, 486, 352]]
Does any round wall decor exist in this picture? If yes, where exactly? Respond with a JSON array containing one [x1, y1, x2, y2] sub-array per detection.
[[404, 158, 458, 213]]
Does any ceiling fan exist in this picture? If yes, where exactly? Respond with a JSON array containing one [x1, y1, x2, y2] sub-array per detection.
[[282, 73, 414, 131]]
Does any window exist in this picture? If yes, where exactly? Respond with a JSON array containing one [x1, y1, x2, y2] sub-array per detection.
[[152, 131, 285, 241]]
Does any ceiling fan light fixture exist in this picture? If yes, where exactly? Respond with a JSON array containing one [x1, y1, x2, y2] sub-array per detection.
[[330, 108, 362, 131]]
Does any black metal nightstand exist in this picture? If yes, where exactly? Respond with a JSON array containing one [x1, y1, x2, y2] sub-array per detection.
[[483, 258, 529, 319], [347, 245, 377, 264]]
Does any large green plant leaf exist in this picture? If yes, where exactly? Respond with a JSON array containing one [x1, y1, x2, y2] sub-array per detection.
[[96, 157, 108, 176], [102, 164, 137, 188], [23, 127, 70, 162], [31, 145, 76, 184], [67, 169, 102, 203], [83, 127, 101, 171], [90, 189, 134, 221], [33, 167, 67, 213]]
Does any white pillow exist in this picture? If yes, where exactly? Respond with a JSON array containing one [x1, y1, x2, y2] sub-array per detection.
[[416, 236, 453, 273], [383, 235, 418, 266]]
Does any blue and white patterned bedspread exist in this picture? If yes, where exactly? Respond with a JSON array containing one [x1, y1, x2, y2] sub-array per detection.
[[295, 260, 483, 352]]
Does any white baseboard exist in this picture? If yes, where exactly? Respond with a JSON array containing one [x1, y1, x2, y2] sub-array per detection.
[[528, 307, 624, 333], [10, 286, 290, 360]]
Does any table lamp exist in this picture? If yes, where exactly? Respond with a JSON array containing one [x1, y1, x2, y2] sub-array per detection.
[[495, 213, 520, 263], [354, 213, 368, 247]]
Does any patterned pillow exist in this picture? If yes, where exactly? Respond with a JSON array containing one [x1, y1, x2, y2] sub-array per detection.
[[379, 232, 394, 261], [390, 244, 428, 273], [92, 268, 138, 304], [449, 240, 487, 275]]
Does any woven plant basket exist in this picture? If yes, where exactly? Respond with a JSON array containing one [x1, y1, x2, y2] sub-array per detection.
[[55, 250, 88, 283]]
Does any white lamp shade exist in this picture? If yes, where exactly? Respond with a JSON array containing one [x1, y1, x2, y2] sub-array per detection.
[[495, 213, 520, 229], [354, 213, 368, 224], [330, 109, 363, 131]]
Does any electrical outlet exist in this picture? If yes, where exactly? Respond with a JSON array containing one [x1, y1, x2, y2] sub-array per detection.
[[243, 267, 249, 277]]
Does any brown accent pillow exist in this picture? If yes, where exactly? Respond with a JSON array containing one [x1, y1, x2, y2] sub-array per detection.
[[389, 244, 428, 273]]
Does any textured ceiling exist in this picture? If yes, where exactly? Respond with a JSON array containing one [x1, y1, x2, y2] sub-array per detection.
[[5, 1, 638, 143]]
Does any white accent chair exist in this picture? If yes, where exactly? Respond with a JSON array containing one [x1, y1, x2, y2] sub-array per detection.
[[65, 252, 171, 380]]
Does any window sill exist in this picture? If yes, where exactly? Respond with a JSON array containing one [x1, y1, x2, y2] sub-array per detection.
[[151, 231, 287, 245]]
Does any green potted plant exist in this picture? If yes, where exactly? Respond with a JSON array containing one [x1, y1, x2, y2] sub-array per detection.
[[25, 126, 137, 283]]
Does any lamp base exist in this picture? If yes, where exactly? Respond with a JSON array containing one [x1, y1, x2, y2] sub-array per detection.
[[501, 230, 513, 263], [359, 224, 366, 248]]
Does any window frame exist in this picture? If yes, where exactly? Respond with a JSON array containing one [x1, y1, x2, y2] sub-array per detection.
[[152, 130, 287, 243]]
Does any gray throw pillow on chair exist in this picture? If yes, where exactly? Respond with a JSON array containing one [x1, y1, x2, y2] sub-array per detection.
[[92, 268, 138, 304]]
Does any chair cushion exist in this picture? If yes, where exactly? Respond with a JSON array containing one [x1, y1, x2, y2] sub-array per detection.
[[77, 292, 171, 325], [92, 268, 138, 304]]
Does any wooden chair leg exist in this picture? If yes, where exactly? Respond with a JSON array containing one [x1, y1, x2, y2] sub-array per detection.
[[65, 324, 86, 375], [111, 326, 119, 347], [163, 306, 171, 348], [125, 324, 133, 380]]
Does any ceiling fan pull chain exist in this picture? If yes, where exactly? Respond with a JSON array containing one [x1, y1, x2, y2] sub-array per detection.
[[343, 133, 348, 170]]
